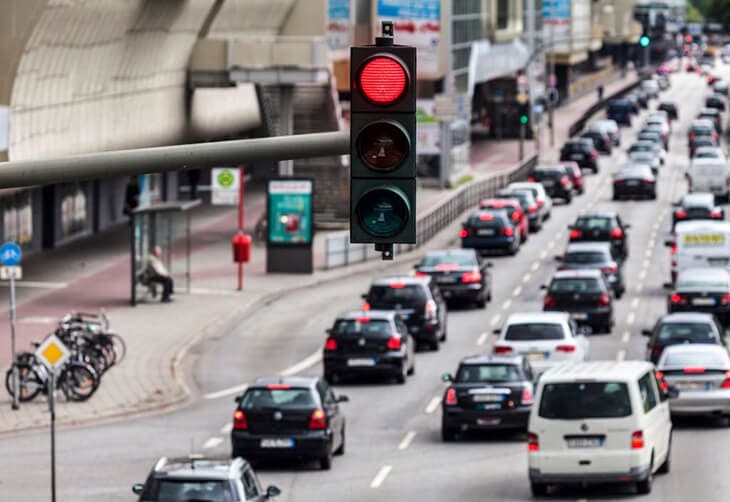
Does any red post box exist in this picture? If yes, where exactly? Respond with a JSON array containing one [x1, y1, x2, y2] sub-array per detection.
[[232, 233, 252, 263]]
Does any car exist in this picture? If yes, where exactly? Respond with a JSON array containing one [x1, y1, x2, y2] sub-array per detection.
[[658, 101, 679, 120], [689, 135, 719, 158], [713, 80, 729, 96], [559, 139, 599, 172], [606, 98, 635, 125], [643, 312, 726, 364], [479, 198, 529, 242], [528, 361, 672, 496], [460, 209, 522, 256], [646, 116, 670, 140], [670, 220, 730, 284], [656, 344, 730, 418], [632, 90, 650, 109], [542, 269, 614, 333], [580, 130, 612, 154], [495, 188, 542, 232], [706, 94, 726, 112], [672, 192, 724, 230], [441, 355, 535, 440], [492, 312, 589, 375], [628, 140, 665, 165], [322, 310, 415, 384], [689, 118, 719, 148], [638, 129, 667, 152], [589, 119, 621, 146], [687, 157, 730, 201], [641, 79, 660, 98], [559, 161, 585, 194], [506, 181, 553, 222], [230, 376, 348, 470], [362, 275, 447, 350], [692, 145, 726, 162], [528, 165, 573, 202], [613, 164, 657, 201], [643, 123, 669, 149], [667, 267, 730, 327], [132, 457, 281, 502], [558, 242, 625, 297], [628, 150, 661, 174], [623, 94, 641, 114], [568, 211, 630, 260], [648, 110, 671, 129], [414, 248, 492, 308], [698, 107, 723, 133]]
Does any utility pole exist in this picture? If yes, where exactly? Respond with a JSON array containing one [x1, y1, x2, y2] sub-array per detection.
[[526, 0, 537, 155], [548, 0, 556, 147], [439, 0, 454, 190]]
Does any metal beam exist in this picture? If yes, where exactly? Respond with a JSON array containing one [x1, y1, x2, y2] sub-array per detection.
[[0, 132, 349, 189]]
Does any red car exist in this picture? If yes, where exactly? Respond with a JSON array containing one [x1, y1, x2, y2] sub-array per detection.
[[556, 162, 584, 195], [478, 198, 528, 242]]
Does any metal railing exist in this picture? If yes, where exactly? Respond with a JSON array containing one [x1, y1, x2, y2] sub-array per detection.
[[325, 154, 538, 269]]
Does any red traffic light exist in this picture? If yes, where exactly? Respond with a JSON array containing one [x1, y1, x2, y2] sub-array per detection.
[[358, 56, 408, 105]]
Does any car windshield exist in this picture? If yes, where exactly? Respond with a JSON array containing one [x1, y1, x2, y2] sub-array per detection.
[[575, 217, 612, 229], [549, 278, 602, 293], [504, 323, 565, 341], [663, 351, 728, 369], [456, 364, 522, 383], [368, 285, 428, 309], [656, 323, 717, 343], [564, 251, 607, 264], [421, 252, 475, 267], [150, 479, 235, 501], [332, 319, 392, 337], [696, 151, 720, 158], [539, 382, 632, 419], [239, 387, 315, 409]]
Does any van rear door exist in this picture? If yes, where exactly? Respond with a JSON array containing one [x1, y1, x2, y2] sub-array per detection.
[[676, 225, 730, 270], [689, 160, 727, 194]]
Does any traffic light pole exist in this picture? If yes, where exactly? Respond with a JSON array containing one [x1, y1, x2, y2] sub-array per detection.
[[519, 123, 525, 161]]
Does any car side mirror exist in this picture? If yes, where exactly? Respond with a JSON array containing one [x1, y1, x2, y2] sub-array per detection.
[[641, 329, 652, 336], [413, 263, 419, 269], [492, 329, 501, 335], [624, 223, 631, 229], [336, 394, 349, 403], [540, 284, 547, 290], [486, 262, 494, 268], [234, 394, 243, 403], [666, 385, 680, 399], [441, 373, 453, 382], [132, 484, 145, 495], [266, 485, 282, 498], [554, 255, 564, 262], [361, 293, 368, 300], [662, 282, 673, 289]]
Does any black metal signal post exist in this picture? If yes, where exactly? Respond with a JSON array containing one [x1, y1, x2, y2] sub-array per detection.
[[350, 21, 417, 260]]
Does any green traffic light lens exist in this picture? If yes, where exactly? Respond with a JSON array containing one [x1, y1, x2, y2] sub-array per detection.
[[357, 121, 410, 172], [640, 36, 650, 48], [520, 115, 528, 125], [356, 187, 410, 237]]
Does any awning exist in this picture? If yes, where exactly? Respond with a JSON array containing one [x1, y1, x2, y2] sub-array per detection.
[[468, 39, 530, 94], [190, 84, 262, 141]]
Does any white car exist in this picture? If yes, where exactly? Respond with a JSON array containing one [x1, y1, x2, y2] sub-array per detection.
[[492, 312, 588, 375], [641, 79, 660, 98], [589, 119, 620, 146], [687, 157, 730, 201], [693, 146, 726, 162], [629, 151, 661, 174], [528, 361, 673, 496], [506, 182, 553, 223]]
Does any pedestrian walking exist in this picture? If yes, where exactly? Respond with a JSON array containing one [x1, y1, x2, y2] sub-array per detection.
[[597, 84, 604, 101], [146, 245, 174, 302], [123, 176, 140, 220]]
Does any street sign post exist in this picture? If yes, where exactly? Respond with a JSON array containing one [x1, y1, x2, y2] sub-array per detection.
[[0, 242, 22, 411], [211, 167, 240, 205]]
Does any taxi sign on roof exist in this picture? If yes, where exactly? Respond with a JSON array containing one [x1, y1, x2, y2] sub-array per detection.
[[35, 334, 70, 370]]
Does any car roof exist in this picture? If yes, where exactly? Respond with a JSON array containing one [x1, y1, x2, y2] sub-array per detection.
[[534, 165, 565, 172], [540, 361, 654, 383], [424, 248, 477, 257], [576, 210, 617, 219], [675, 219, 730, 232], [682, 192, 715, 205], [695, 146, 723, 153], [677, 267, 730, 281], [336, 310, 398, 321], [508, 182, 544, 192], [691, 156, 724, 165], [660, 344, 728, 358], [152, 457, 248, 481], [459, 354, 525, 365], [504, 312, 570, 325], [658, 312, 717, 324], [566, 242, 612, 252], [699, 107, 720, 115], [371, 276, 430, 286], [692, 118, 715, 127], [481, 197, 520, 206], [552, 269, 604, 279], [631, 140, 656, 147], [253, 375, 318, 387]]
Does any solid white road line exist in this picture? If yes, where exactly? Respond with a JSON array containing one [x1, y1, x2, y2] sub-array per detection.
[[476, 332, 488, 346], [220, 423, 233, 435], [530, 262, 540, 272], [398, 431, 416, 450], [425, 395, 441, 414], [490, 314, 501, 327], [202, 437, 223, 449], [279, 350, 322, 377], [370, 465, 393, 489], [621, 331, 630, 344], [617, 349, 626, 362], [203, 383, 248, 401], [512, 286, 522, 297], [502, 299, 512, 311]]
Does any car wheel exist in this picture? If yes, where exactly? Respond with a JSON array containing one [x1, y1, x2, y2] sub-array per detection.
[[657, 436, 671, 474], [592, 166, 599, 174], [650, 191, 657, 200], [334, 425, 345, 456], [441, 426, 458, 442], [407, 360, 415, 375], [319, 451, 332, 470], [565, 193, 572, 204], [612, 193, 619, 201], [395, 364, 407, 384], [530, 482, 548, 497], [636, 458, 653, 494], [429, 339, 440, 351], [477, 297, 487, 309]]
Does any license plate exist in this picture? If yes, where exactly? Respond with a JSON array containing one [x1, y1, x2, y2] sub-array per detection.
[[348, 358, 375, 367], [571, 154, 583, 160], [525, 352, 545, 360], [566, 437, 603, 448], [437, 276, 457, 284], [677, 381, 706, 390], [571, 312, 588, 320], [626, 180, 639, 186], [477, 417, 501, 425], [473, 394, 504, 402], [709, 258, 727, 266], [477, 229, 496, 236], [261, 439, 294, 448], [542, 180, 555, 186], [692, 297, 716, 306]]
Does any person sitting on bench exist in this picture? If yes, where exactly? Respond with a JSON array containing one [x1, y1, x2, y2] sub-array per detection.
[[146, 246, 174, 302]]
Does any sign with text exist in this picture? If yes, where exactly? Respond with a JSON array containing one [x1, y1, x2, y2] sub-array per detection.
[[211, 168, 240, 205], [376, 0, 440, 75], [267, 180, 313, 245]]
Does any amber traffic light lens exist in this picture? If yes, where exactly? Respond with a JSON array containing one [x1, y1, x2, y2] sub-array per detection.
[[357, 121, 410, 172]]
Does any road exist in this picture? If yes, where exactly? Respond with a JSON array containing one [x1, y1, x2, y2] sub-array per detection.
[[0, 67, 728, 501]]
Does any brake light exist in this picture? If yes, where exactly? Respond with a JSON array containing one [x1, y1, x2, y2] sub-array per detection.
[[689, 133, 696, 141], [512, 211, 523, 222], [390, 282, 406, 289], [537, 200, 544, 208], [631, 430, 645, 449], [614, 179, 625, 185], [461, 271, 482, 284], [656, 371, 669, 392], [445, 387, 458, 405], [325, 338, 338, 351], [528, 432, 539, 451], [528, 204, 538, 213], [590, 151, 598, 159], [425, 300, 438, 321], [601, 265, 618, 274], [528, 177, 535, 182], [521, 386, 534, 405], [675, 209, 687, 219], [569, 229, 582, 240], [414, 271, 428, 277], [712, 209, 723, 218], [641, 178, 654, 185], [478, 213, 494, 221], [610, 228, 623, 239], [560, 175, 570, 186], [543, 294, 556, 308], [233, 409, 248, 430], [670, 243, 677, 255], [460, 229, 469, 238], [361, 301, 371, 311], [267, 384, 291, 390], [309, 409, 327, 430], [355, 317, 371, 323], [721, 370, 730, 388], [683, 367, 706, 373], [493, 344, 513, 354], [435, 263, 460, 271], [713, 132, 719, 141], [556, 344, 576, 353], [670, 293, 686, 304], [386, 336, 402, 350], [598, 292, 611, 306], [502, 227, 514, 237]]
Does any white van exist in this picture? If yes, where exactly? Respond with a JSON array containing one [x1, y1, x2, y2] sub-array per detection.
[[670, 220, 730, 282], [528, 361, 672, 496], [687, 157, 730, 202]]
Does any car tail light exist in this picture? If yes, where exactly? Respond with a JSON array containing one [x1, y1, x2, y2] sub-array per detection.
[[675, 209, 687, 219], [387, 336, 402, 350], [502, 227, 515, 237], [414, 271, 428, 277], [425, 300, 438, 321], [721, 370, 730, 388], [569, 229, 582, 240], [590, 151, 598, 159], [601, 265, 618, 274], [670, 293, 686, 304], [537, 200, 544, 208], [722, 294, 730, 305], [521, 386, 534, 405], [493, 344, 513, 354], [641, 178, 654, 185], [445, 387, 458, 405], [670, 243, 677, 255], [556, 344, 576, 353], [528, 204, 538, 214], [512, 211, 523, 222], [527, 432, 539, 451], [461, 271, 482, 284], [528, 177, 535, 182], [614, 179, 625, 185], [713, 132, 719, 141], [690, 133, 696, 140], [712, 209, 723, 218], [325, 338, 338, 351], [631, 430, 645, 449], [390, 282, 406, 289], [233, 409, 248, 430], [683, 367, 706, 373], [309, 409, 327, 430], [610, 228, 623, 239], [460, 228, 469, 238], [598, 293, 611, 306], [560, 176, 570, 186], [543, 294, 556, 308], [361, 301, 371, 311], [656, 371, 669, 392]]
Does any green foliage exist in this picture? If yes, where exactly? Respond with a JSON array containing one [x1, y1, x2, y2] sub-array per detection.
[[686, 1, 704, 22], [706, 0, 730, 29]]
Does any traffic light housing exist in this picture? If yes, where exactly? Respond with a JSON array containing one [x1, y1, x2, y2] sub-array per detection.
[[639, 35, 650, 48], [350, 27, 417, 257]]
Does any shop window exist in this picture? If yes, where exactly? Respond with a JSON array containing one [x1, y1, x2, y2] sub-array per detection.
[[2, 191, 32, 248], [61, 185, 88, 240], [497, 0, 510, 29]]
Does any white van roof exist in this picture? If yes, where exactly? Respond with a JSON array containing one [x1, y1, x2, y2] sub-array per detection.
[[675, 220, 730, 233], [539, 361, 654, 384]]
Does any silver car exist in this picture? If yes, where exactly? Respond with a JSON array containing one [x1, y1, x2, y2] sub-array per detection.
[[657, 344, 730, 417]]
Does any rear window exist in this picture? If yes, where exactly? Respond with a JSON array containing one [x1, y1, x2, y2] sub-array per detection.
[[695, 151, 720, 158], [656, 323, 717, 343], [368, 284, 428, 309], [692, 163, 724, 175], [146, 480, 236, 501], [630, 144, 652, 152], [549, 278, 602, 293], [575, 217, 612, 230], [421, 252, 476, 267], [676, 277, 728, 289], [663, 351, 728, 368], [240, 387, 315, 409], [534, 170, 561, 179], [504, 323, 565, 341], [539, 382, 632, 419], [564, 251, 607, 263], [467, 213, 506, 228], [456, 364, 522, 383], [332, 319, 392, 337]]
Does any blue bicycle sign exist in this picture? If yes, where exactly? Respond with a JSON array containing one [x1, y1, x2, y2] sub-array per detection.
[[0, 242, 22, 266]]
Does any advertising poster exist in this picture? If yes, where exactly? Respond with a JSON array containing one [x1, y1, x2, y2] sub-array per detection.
[[327, 0, 352, 56], [542, 0, 571, 53], [416, 99, 439, 155], [268, 180, 313, 245], [376, 0, 440, 75]]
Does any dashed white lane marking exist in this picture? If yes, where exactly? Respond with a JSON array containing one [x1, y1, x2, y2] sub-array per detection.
[[639, 270, 647, 281], [636, 283, 644, 294], [621, 331, 630, 344], [490, 314, 501, 327], [220, 423, 233, 435], [547, 241, 556, 250], [370, 465, 393, 489], [202, 437, 223, 449], [539, 250, 548, 260], [512, 286, 522, 297], [617, 349, 626, 362], [279, 350, 322, 377], [647, 239, 655, 249], [642, 259, 650, 269], [631, 298, 640, 309], [502, 299, 512, 310], [425, 396, 441, 414], [398, 431, 416, 450], [204, 383, 249, 400], [644, 249, 652, 258], [477, 332, 488, 346], [530, 262, 540, 272], [627, 312, 636, 326], [522, 273, 531, 284]]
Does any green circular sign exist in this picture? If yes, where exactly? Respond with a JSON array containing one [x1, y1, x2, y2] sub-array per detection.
[[217, 169, 235, 188]]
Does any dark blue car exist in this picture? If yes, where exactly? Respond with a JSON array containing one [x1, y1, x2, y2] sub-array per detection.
[[461, 209, 521, 256]]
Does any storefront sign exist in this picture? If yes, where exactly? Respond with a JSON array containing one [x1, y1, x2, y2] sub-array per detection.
[[327, 0, 352, 55], [268, 180, 313, 245], [376, 0, 440, 75]]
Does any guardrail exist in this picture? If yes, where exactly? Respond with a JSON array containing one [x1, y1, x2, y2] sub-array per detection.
[[325, 154, 538, 269]]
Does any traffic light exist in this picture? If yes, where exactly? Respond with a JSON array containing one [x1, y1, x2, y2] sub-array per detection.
[[350, 22, 416, 259], [518, 102, 530, 127], [639, 35, 650, 48]]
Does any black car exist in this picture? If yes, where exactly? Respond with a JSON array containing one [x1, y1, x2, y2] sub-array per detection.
[[642, 312, 726, 364], [495, 189, 541, 232], [362, 276, 447, 350], [568, 211, 630, 260], [440, 355, 534, 440], [658, 101, 679, 120], [542, 269, 614, 333], [323, 310, 415, 384], [414, 249, 492, 308], [558, 242, 625, 297], [231, 376, 348, 470], [668, 267, 730, 327], [580, 130, 612, 154], [461, 209, 521, 256], [689, 135, 718, 158], [606, 98, 635, 125], [698, 107, 723, 133], [528, 166, 573, 202], [672, 192, 724, 230], [613, 164, 656, 200], [559, 139, 598, 172], [706, 94, 726, 112]]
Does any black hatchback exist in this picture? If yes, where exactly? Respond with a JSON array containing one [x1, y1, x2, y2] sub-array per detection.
[[440, 355, 535, 440], [558, 242, 625, 297], [362, 276, 447, 350], [668, 267, 730, 327], [414, 249, 492, 308], [231, 376, 348, 470], [643, 312, 726, 364], [613, 165, 657, 200], [559, 139, 599, 172], [461, 209, 521, 255], [542, 269, 614, 333], [568, 211, 630, 260], [529, 166, 574, 202]]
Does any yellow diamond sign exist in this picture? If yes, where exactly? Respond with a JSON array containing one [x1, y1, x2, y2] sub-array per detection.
[[35, 334, 70, 370]]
